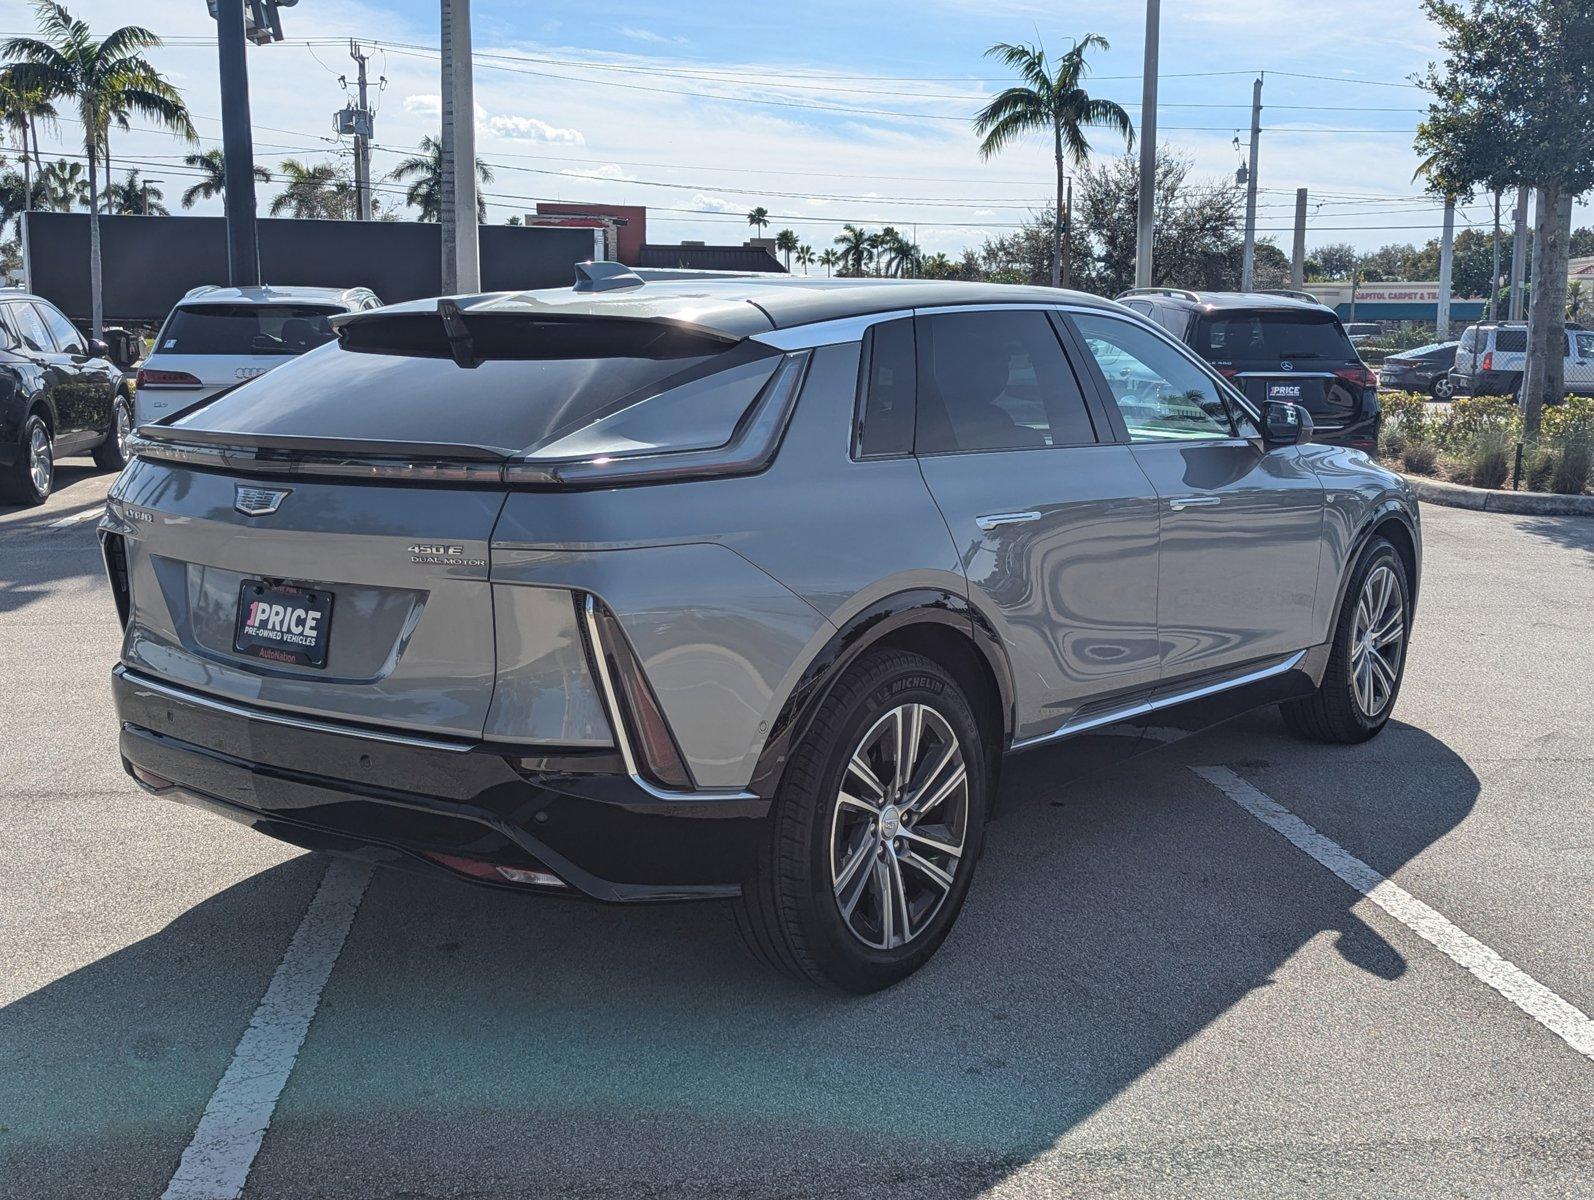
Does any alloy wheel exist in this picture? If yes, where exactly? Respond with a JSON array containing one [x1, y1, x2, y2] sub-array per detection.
[[829, 702, 968, 950], [1350, 563, 1404, 717], [28, 424, 52, 496], [115, 402, 133, 461]]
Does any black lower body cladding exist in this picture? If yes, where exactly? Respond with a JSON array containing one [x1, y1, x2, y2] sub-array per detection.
[[112, 666, 769, 902]]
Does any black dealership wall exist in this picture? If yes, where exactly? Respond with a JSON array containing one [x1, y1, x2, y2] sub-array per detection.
[[21, 212, 602, 323]]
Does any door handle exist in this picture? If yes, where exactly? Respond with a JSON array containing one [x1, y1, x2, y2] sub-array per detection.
[[975, 511, 1043, 531], [1168, 496, 1222, 511]]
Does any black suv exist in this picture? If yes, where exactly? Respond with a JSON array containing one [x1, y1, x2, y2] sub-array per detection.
[[1117, 289, 1380, 452], [0, 290, 130, 506]]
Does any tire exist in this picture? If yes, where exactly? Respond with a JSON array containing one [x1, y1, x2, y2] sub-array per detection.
[[1281, 536, 1410, 744], [0, 414, 53, 507], [92, 396, 133, 471], [734, 648, 989, 992], [1429, 375, 1454, 401]]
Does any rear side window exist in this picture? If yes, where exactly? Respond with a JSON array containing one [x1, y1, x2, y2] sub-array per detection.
[[1197, 311, 1355, 362], [1575, 332, 1594, 358], [855, 318, 916, 458], [915, 310, 1097, 454], [159, 304, 341, 356], [1493, 328, 1527, 353], [9, 302, 53, 353], [1459, 327, 1477, 350], [174, 323, 775, 456]]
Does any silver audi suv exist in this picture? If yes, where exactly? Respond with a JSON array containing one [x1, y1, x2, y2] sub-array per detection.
[[104, 266, 1420, 992]]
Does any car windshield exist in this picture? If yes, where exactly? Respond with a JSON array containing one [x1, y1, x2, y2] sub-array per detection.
[[158, 304, 342, 356], [1196, 312, 1355, 362]]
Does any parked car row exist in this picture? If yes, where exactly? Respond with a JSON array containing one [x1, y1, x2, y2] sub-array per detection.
[[0, 283, 381, 506], [103, 267, 1419, 991]]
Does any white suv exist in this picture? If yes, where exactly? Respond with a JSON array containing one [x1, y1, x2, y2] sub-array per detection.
[[134, 285, 382, 425], [1450, 321, 1594, 400]]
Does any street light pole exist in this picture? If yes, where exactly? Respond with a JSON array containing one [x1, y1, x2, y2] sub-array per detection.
[[216, 0, 261, 286], [1133, 0, 1160, 289], [439, 0, 480, 293], [1239, 75, 1263, 291]]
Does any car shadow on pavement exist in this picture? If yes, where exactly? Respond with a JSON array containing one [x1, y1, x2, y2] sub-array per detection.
[[1, 713, 1479, 1199], [1512, 514, 1594, 560], [0, 466, 110, 618]]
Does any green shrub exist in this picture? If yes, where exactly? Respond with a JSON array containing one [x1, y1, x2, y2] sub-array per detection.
[[1402, 442, 1439, 475], [1464, 427, 1513, 489], [1551, 429, 1592, 495], [1525, 445, 1560, 492], [1541, 396, 1594, 443], [1438, 394, 1520, 453]]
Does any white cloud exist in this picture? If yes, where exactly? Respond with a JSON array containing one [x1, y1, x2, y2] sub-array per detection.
[[691, 194, 741, 214], [620, 27, 687, 46], [403, 94, 441, 118], [486, 115, 586, 145], [559, 163, 636, 181]]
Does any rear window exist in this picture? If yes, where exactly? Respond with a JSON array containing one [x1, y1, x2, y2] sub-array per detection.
[[1493, 329, 1527, 353], [1196, 311, 1355, 363], [158, 304, 342, 356], [171, 321, 778, 457]]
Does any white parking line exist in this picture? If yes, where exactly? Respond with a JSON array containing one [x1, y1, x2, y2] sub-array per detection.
[[1193, 765, 1593, 1062], [163, 857, 373, 1200]]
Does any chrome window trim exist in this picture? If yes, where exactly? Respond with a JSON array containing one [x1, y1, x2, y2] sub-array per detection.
[[1012, 650, 1306, 751], [580, 595, 760, 803], [114, 665, 476, 753]]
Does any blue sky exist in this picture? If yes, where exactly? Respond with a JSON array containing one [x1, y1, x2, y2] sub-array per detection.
[[3, 0, 1586, 261]]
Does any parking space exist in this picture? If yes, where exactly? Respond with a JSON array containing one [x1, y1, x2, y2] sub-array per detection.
[[2, 479, 1590, 1199]]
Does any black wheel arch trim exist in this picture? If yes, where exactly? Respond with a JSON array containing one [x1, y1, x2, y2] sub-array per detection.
[[1333, 499, 1420, 627], [747, 588, 1015, 801]]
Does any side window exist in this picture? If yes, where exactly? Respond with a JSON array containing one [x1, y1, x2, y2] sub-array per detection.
[[854, 318, 916, 458], [0, 306, 19, 351], [1121, 300, 1154, 317], [915, 310, 1097, 454], [34, 303, 85, 354], [1158, 308, 1192, 341], [1072, 312, 1237, 443], [10, 303, 54, 353], [1574, 331, 1594, 359]]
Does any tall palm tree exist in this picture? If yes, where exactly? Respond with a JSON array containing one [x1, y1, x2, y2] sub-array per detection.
[[3, 1, 194, 337], [36, 156, 86, 210], [269, 159, 347, 220], [794, 243, 814, 274], [975, 35, 1132, 289], [389, 135, 492, 222], [746, 206, 770, 235], [774, 227, 798, 270], [104, 167, 165, 215], [0, 66, 57, 214], [818, 248, 839, 277], [833, 224, 871, 277], [180, 147, 269, 209]]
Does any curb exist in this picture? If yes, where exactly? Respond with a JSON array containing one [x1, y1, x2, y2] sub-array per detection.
[[1402, 473, 1594, 518]]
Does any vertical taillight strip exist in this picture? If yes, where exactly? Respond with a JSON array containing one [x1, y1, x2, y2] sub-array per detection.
[[100, 531, 131, 629]]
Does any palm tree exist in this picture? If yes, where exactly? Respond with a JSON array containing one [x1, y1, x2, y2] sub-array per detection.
[[975, 35, 1133, 289], [818, 248, 839, 277], [885, 235, 920, 278], [389, 135, 492, 222], [920, 251, 955, 279], [794, 244, 814, 274], [269, 159, 348, 220], [180, 147, 269, 209], [0, 66, 57, 214], [3, 1, 194, 337], [746, 206, 770, 235], [833, 224, 871, 277], [774, 227, 798, 270], [36, 156, 86, 210], [104, 167, 165, 214]]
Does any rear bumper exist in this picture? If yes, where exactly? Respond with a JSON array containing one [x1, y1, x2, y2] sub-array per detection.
[[1453, 369, 1521, 396], [113, 665, 769, 902]]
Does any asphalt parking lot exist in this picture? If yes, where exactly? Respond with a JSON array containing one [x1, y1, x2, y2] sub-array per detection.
[[2, 466, 1590, 1199]]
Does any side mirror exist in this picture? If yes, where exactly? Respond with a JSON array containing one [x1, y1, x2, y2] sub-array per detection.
[[88, 338, 111, 359], [1260, 400, 1313, 448]]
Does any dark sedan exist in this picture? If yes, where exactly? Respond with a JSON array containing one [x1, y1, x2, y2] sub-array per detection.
[[1379, 341, 1459, 400]]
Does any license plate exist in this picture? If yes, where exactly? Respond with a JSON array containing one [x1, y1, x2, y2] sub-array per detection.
[[233, 580, 334, 668], [1267, 382, 1305, 402]]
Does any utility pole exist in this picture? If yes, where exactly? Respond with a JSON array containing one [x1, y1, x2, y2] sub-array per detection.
[[215, 0, 261, 286], [439, 0, 480, 293], [1061, 174, 1073, 289], [1508, 185, 1529, 321], [1239, 75, 1263, 291], [1487, 189, 1502, 323], [1436, 195, 1455, 338], [1290, 188, 1308, 288], [1133, 0, 1160, 289], [349, 41, 373, 221]]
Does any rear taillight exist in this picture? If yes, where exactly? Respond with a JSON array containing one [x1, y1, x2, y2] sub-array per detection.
[[581, 594, 695, 792], [101, 531, 131, 628], [1334, 365, 1378, 389], [1216, 366, 1240, 379], [135, 368, 202, 389], [1481, 351, 1494, 372]]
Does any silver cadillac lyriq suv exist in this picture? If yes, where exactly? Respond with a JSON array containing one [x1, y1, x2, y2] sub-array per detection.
[[104, 267, 1421, 992]]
